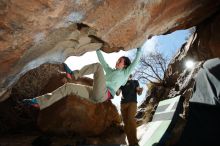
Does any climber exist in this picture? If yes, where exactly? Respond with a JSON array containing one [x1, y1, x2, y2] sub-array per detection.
[[116, 74, 143, 146], [22, 47, 143, 110]]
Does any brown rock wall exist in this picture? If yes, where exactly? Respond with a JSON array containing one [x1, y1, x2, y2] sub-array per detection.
[[38, 96, 120, 136], [1, 0, 220, 98]]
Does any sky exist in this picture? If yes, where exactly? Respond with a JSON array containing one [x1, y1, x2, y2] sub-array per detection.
[[65, 29, 191, 110]]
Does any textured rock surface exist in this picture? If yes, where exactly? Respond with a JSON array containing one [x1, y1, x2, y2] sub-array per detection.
[[38, 96, 121, 136], [0, 127, 126, 145], [1, 0, 220, 100], [168, 12, 220, 79]]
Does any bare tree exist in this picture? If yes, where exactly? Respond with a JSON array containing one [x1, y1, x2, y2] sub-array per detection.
[[134, 50, 169, 84]]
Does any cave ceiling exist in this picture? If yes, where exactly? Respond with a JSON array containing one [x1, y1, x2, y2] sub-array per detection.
[[0, 0, 220, 101]]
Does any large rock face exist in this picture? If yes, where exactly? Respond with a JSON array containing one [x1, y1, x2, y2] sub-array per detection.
[[38, 96, 120, 136], [1, 0, 220, 100], [168, 12, 220, 77]]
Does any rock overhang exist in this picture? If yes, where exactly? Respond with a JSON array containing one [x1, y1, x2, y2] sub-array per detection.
[[0, 0, 220, 101]]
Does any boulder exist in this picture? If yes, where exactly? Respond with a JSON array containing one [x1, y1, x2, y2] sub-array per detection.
[[38, 96, 121, 136]]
